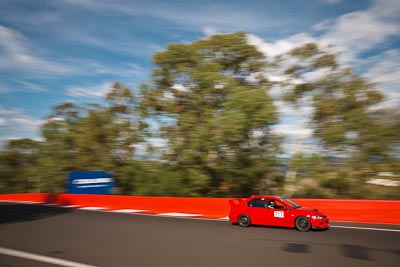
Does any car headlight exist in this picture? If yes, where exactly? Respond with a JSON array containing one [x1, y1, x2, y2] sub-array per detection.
[[311, 215, 324, 220]]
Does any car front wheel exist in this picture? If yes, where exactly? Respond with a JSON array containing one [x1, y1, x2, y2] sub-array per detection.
[[295, 216, 311, 231], [238, 214, 251, 227]]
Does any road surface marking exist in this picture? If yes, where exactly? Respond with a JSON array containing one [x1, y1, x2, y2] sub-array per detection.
[[0, 247, 97, 267], [159, 212, 202, 217], [112, 209, 147, 213], [331, 225, 400, 232], [78, 207, 105, 211]]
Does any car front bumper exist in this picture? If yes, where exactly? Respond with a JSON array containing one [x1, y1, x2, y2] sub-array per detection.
[[311, 219, 330, 229]]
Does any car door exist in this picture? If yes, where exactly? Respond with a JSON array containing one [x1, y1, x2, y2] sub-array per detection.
[[270, 199, 292, 227], [246, 198, 272, 225]]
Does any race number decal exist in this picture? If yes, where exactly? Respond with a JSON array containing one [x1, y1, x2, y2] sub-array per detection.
[[274, 211, 284, 218]]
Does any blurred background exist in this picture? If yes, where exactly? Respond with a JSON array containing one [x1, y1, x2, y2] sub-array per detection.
[[0, 0, 399, 199]]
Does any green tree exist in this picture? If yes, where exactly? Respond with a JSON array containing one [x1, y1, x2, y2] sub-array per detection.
[[2, 33, 398, 199], [281, 43, 400, 197], [140, 32, 281, 196], [38, 82, 143, 192], [38, 102, 84, 192], [283, 43, 398, 161], [0, 139, 41, 193]]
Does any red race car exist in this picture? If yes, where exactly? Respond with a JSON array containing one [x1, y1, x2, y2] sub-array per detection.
[[229, 195, 329, 231]]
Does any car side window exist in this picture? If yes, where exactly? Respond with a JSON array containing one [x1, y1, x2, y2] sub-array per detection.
[[247, 198, 267, 208], [267, 199, 275, 208], [274, 200, 285, 209]]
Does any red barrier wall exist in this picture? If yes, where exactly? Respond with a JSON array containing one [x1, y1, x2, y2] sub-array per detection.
[[0, 193, 230, 219], [1, 194, 399, 225], [293, 199, 400, 225], [0, 193, 48, 203]]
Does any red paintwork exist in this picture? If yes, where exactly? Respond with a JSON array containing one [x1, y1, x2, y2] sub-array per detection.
[[229, 195, 329, 230]]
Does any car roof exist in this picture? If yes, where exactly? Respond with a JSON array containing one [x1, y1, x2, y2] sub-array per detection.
[[250, 195, 282, 199]]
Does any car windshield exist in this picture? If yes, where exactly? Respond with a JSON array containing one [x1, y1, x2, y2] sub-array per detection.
[[281, 198, 302, 208]]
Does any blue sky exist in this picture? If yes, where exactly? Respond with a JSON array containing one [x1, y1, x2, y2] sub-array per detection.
[[0, 0, 399, 153]]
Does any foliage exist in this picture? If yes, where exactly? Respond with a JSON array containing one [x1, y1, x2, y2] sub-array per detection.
[[0, 32, 398, 199], [282, 44, 398, 162], [140, 32, 280, 196]]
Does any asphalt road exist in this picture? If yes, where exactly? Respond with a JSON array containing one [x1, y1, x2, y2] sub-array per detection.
[[0, 203, 399, 267]]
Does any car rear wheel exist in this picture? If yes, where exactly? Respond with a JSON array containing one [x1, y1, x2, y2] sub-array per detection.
[[295, 216, 311, 231], [238, 214, 251, 227]]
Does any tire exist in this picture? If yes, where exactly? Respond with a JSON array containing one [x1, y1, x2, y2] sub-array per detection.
[[295, 216, 311, 231], [238, 214, 251, 227]]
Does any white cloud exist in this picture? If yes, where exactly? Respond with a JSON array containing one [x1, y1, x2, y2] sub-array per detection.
[[81, 61, 148, 81], [322, 0, 342, 4], [301, 68, 332, 83], [202, 27, 219, 36], [0, 107, 21, 116], [370, 0, 400, 19], [272, 123, 313, 138], [65, 81, 113, 98], [16, 81, 47, 92], [248, 0, 400, 156], [11, 117, 43, 132], [147, 137, 168, 148], [249, 0, 400, 63], [272, 123, 320, 156], [249, 0, 400, 112], [60, 0, 283, 33], [171, 84, 189, 92], [365, 50, 400, 89], [312, 0, 400, 62], [268, 84, 296, 100], [364, 49, 400, 109], [0, 106, 44, 147], [317, 13, 399, 62], [0, 84, 10, 94], [248, 33, 318, 58], [274, 100, 315, 118], [0, 25, 72, 75]]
